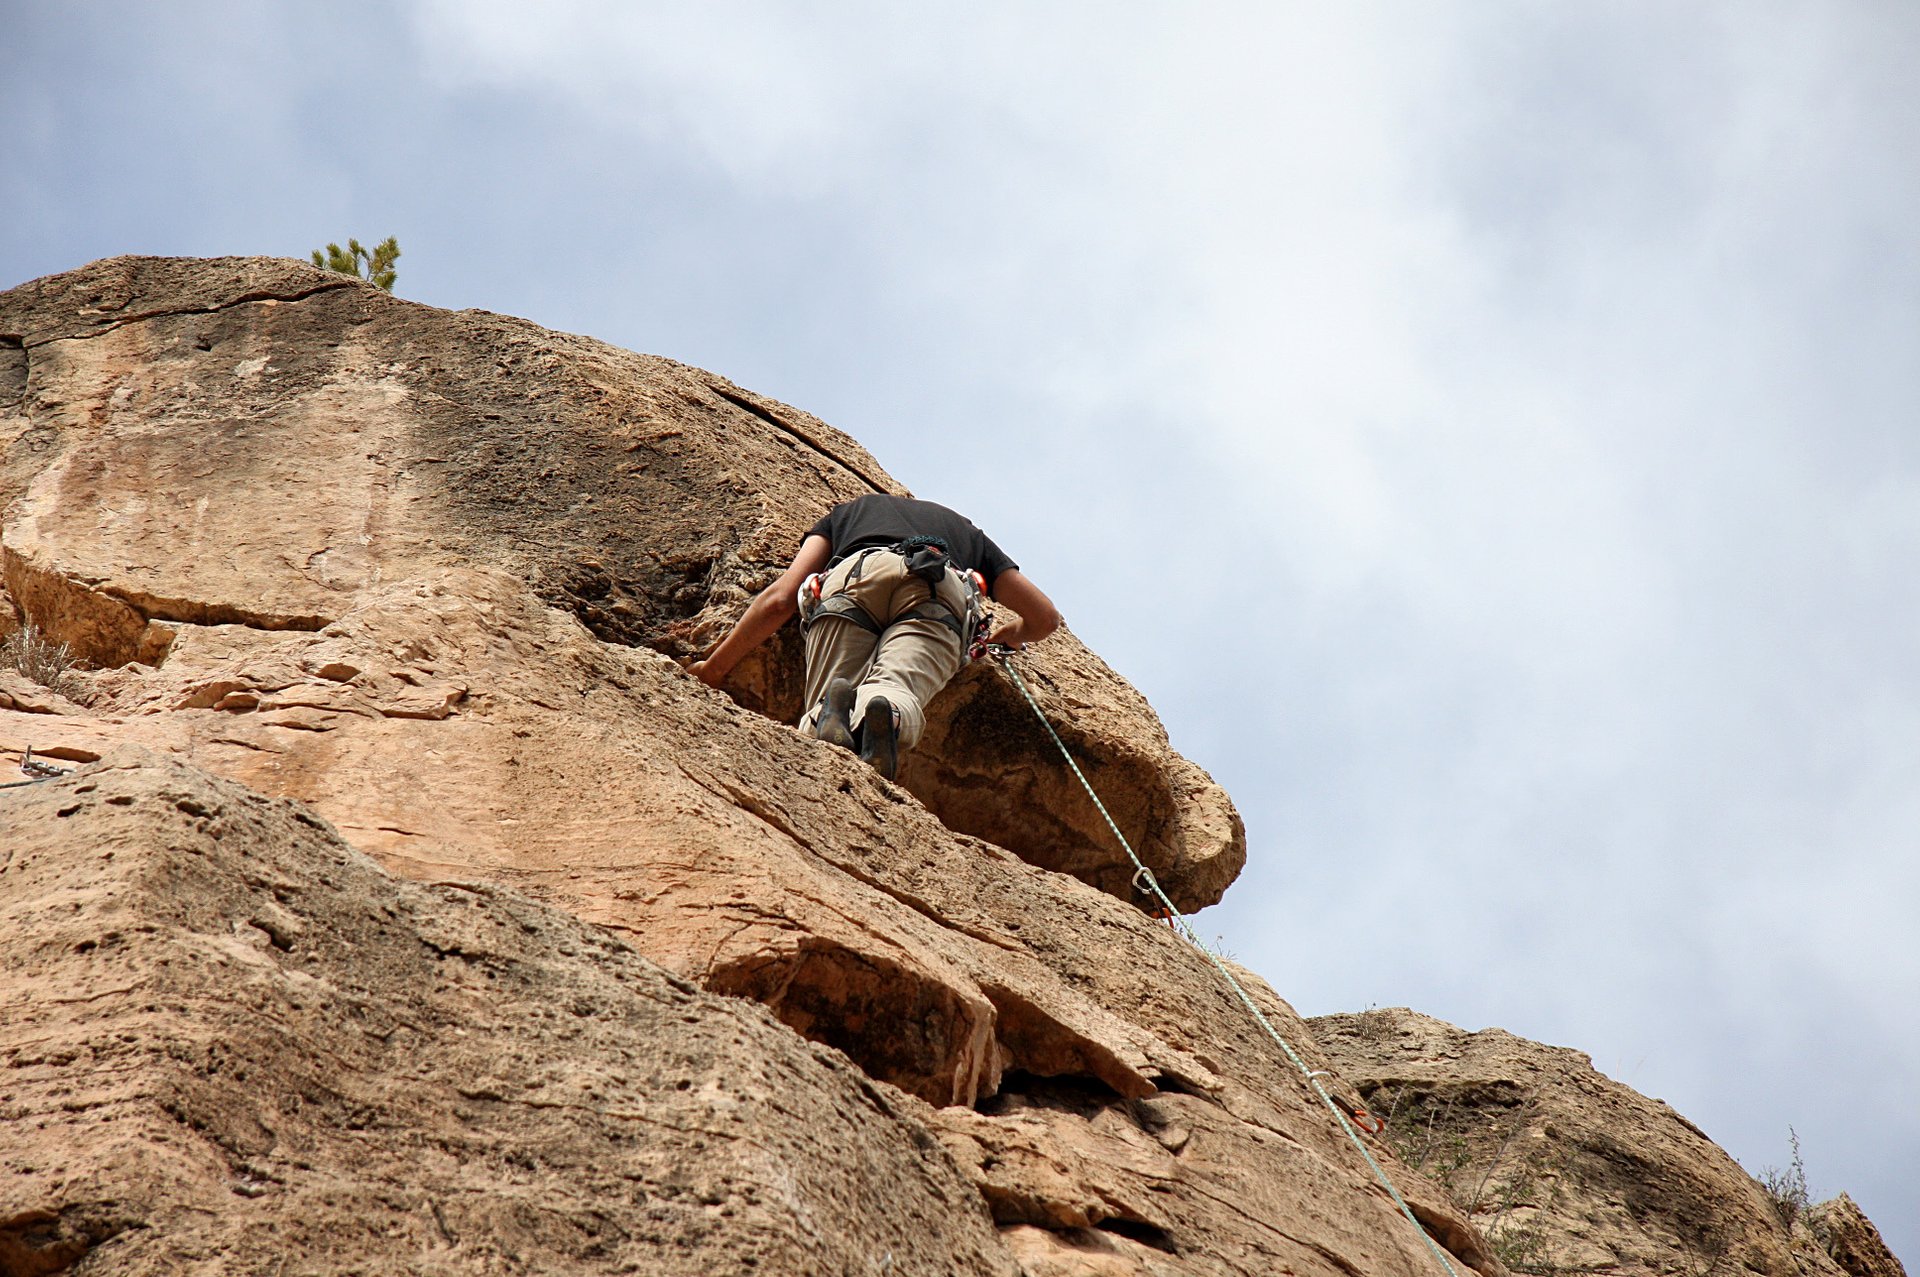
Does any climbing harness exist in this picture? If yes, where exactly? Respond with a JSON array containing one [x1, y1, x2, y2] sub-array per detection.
[[985, 646, 1461, 1277], [799, 542, 990, 656], [1, 747, 74, 790]]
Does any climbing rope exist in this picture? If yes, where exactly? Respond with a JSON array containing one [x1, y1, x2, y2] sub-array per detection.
[[988, 648, 1461, 1277]]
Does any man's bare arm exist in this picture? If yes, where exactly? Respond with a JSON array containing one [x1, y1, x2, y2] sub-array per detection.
[[689, 535, 833, 687], [987, 568, 1061, 648]]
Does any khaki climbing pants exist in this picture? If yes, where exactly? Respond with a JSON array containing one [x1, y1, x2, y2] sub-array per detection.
[[798, 549, 969, 752]]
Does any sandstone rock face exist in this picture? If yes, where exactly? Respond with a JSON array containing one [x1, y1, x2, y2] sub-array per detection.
[[1, 570, 1488, 1275], [1309, 1008, 1902, 1277], [0, 256, 1241, 912], [3, 258, 1472, 1276], [0, 751, 1015, 1276]]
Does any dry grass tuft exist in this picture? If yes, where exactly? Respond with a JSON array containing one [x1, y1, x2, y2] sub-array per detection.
[[1, 622, 82, 698]]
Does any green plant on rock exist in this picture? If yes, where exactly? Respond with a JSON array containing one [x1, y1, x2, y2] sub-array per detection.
[[1376, 1087, 1479, 1199], [1478, 1146, 1568, 1275], [1376, 1081, 1576, 1274], [1757, 1128, 1811, 1231], [310, 236, 400, 292], [1677, 1227, 1733, 1277], [1487, 1214, 1553, 1274]]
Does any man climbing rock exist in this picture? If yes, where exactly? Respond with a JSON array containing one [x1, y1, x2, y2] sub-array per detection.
[[689, 493, 1061, 779]]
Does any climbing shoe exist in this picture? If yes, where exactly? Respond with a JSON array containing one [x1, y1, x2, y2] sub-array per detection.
[[860, 695, 899, 780], [816, 677, 857, 750]]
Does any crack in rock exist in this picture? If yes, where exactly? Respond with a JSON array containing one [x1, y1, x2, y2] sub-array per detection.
[[0, 546, 330, 670], [706, 382, 891, 497], [20, 280, 358, 349]]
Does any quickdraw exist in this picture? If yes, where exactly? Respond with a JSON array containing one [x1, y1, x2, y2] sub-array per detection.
[[1311, 1071, 1385, 1136], [1131, 865, 1179, 930], [21, 747, 68, 778]]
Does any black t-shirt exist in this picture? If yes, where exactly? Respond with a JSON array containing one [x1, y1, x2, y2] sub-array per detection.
[[805, 494, 1019, 595]]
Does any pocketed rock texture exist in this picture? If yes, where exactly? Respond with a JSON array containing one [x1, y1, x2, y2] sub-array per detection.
[[0, 256, 1902, 1276], [0, 569, 1491, 1276], [0, 751, 1014, 1277], [1309, 1009, 1906, 1277], [1816, 1196, 1909, 1277]]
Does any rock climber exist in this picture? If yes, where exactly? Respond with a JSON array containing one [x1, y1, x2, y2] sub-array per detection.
[[689, 493, 1061, 779]]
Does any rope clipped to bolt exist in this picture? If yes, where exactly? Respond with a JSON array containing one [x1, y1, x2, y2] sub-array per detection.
[[1, 747, 73, 790], [984, 645, 1460, 1277]]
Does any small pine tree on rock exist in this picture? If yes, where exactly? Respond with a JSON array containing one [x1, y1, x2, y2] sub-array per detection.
[[310, 236, 400, 292]]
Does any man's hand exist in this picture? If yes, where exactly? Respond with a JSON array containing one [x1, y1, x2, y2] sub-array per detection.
[[682, 534, 833, 692], [987, 569, 1061, 648]]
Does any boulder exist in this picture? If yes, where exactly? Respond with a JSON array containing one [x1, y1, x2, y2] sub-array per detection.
[[1308, 1008, 1903, 1277], [1816, 1194, 1909, 1277]]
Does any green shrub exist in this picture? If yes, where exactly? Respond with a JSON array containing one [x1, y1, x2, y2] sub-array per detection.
[[310, 236, 401, 292]]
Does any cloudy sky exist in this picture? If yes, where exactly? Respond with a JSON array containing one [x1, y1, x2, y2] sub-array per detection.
[[7, 1, 1916, 1256]]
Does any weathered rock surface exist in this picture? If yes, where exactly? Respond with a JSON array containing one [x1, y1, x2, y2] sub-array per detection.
[[0, 751, 1015, 1276], [0, 670, 82, 715], [0, 255, 1241, 912], [1310, 1008, 1904, 1277], [1816, 1195, 1909, 1277], [1, 567, 1488, 1275]]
